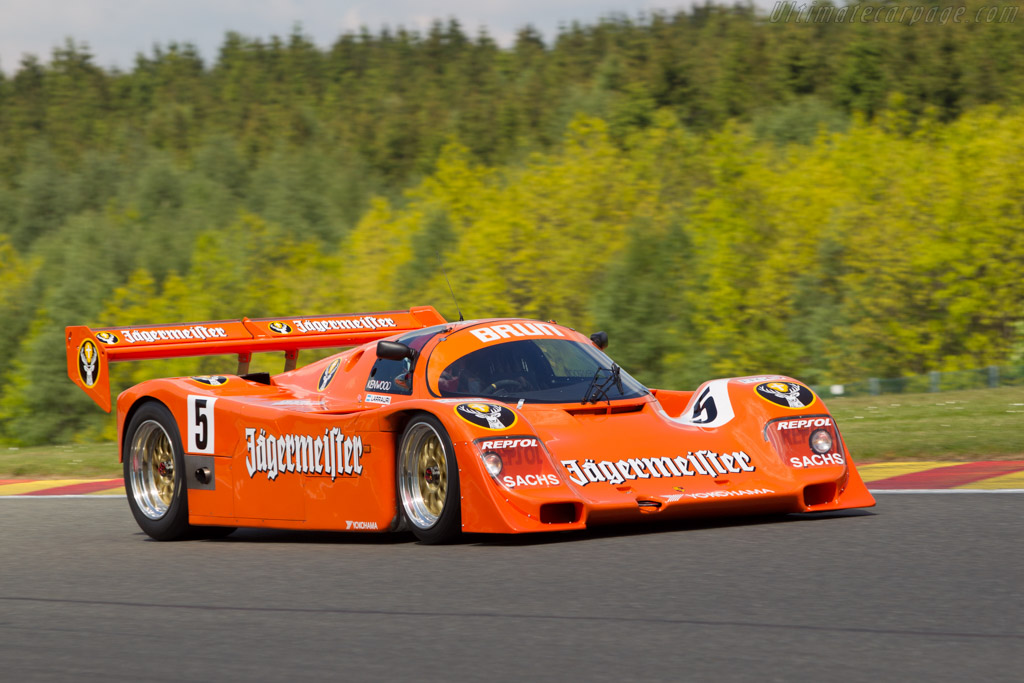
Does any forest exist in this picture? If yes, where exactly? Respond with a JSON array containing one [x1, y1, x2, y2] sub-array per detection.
[[0, 1, 1022, 444]]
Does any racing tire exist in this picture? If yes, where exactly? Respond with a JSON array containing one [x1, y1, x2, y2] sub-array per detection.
[[123, 402, 192, 541], [397, 414, 461, 544]]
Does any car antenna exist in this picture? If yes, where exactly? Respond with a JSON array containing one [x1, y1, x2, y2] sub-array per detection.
[[436, 252, 464, 321]]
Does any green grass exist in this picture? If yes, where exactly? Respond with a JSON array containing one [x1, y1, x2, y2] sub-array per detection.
[[0, 442, 121, 479], [824, 385, 1024, 462], [2, 386, 1022, 477]]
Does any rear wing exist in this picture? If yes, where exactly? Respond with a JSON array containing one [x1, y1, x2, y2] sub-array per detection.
[[66, 306, 447, 412]]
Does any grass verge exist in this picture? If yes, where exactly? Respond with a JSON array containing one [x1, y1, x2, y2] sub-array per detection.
[[825, 385, 1024, 462], [2, 386, 1021, 477], [0, 443, 121, 478]]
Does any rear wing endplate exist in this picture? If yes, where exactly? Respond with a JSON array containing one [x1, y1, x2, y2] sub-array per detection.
[[66, 306, 446, 412]]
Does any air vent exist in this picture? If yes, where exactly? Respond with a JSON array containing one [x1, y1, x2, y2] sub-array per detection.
[[565, 403, 646, 417], [803, 482, 838, 507], [539, 502, 581, 524]]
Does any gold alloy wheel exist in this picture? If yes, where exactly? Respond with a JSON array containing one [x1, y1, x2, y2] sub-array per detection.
[[399, 421, 449, 529], [128, 420, 177, 520]]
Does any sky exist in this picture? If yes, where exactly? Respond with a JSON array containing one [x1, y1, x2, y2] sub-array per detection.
[[0, 0, 712, 74]]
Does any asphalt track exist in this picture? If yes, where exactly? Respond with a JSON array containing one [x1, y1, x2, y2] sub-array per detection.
[[1, 495, 1021, 682]]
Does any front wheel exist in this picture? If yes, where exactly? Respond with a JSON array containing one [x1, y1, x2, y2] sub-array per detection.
[[397, 415, 461, 544], [123, 402, 191, 541]]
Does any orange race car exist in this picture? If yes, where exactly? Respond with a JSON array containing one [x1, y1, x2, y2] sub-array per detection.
[[66, 306, 874, 543]]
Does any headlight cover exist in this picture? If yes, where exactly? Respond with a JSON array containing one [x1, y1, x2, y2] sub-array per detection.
[[765, 415, 848, 471], [472, 436, 562, 490], [809, 428, 833, 454]]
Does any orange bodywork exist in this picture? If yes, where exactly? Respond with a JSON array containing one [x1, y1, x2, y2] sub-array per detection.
[[67, 309, 875, 535]]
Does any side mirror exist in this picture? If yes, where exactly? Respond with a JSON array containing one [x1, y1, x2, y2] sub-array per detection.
[[376, 341, 416, 361], [590, 331, 608, 350]]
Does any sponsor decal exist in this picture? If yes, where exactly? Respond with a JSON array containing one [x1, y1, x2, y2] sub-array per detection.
[[77, 340, 100, 387], [561, 450, 755, 487], [268, 321, 293, 334], [95, 331, 119, 344], [244, 427, 363, 481], [674, 379, 736, 428], [735, 375, 787, 384], [479, 438, 539, 450], [271, 399, 326, 407], [346, 520, 379, 530], [364, 393, 392, 405], [776, 417, 832, 431], [502, 473, 561, 488], [187, 395, 218, 454], [191, 375, 229, 386], [292, 316, 396, 334], [456, 403, 518, 430], [318, 358, 341, 392], [788, 453, 846, 469], [476, 437, 544, 465], [664, 488, 775, 502], [470, 322, 566, 344], [755, 381, 816, 409], [121, 325, 228, 344], [366, 378, 392, 392]]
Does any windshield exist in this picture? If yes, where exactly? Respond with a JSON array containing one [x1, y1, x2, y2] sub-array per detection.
[[435, 338, 648, 403]]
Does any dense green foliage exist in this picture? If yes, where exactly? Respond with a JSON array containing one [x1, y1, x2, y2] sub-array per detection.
[[1, 2, 1023, 444]]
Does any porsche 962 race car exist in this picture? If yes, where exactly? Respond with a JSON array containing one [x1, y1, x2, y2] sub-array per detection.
[[66, 306, 875, 543]]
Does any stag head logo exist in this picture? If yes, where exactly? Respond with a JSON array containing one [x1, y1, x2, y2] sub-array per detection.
[[78, 340, 99, 387], [269, 322, 293, 334], [756, 381, 814, 409], [456, 403, 517, 430], [318, 358, 341, 391]]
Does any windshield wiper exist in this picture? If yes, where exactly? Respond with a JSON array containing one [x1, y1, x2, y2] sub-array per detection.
[[582, 364, 624, 404]]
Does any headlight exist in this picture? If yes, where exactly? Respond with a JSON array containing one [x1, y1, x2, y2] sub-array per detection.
[[809, 429, 833, 454], [482, 452, 503, 476]]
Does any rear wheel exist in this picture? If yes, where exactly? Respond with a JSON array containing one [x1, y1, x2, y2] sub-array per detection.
[[123, 401, 207, 541], [397, 415, 461, 544]]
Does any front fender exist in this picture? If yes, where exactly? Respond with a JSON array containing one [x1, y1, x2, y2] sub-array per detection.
[[376, 399, 585, 534]]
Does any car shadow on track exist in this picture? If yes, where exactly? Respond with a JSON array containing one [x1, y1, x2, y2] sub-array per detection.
[[179, 508, 874, 547], [463, 509, 877, 547], [163, 529, 420, 545]]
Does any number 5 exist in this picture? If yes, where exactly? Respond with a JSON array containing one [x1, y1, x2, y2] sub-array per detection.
[[690, 386, 718, 424], [187, 395, 218, 454]]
